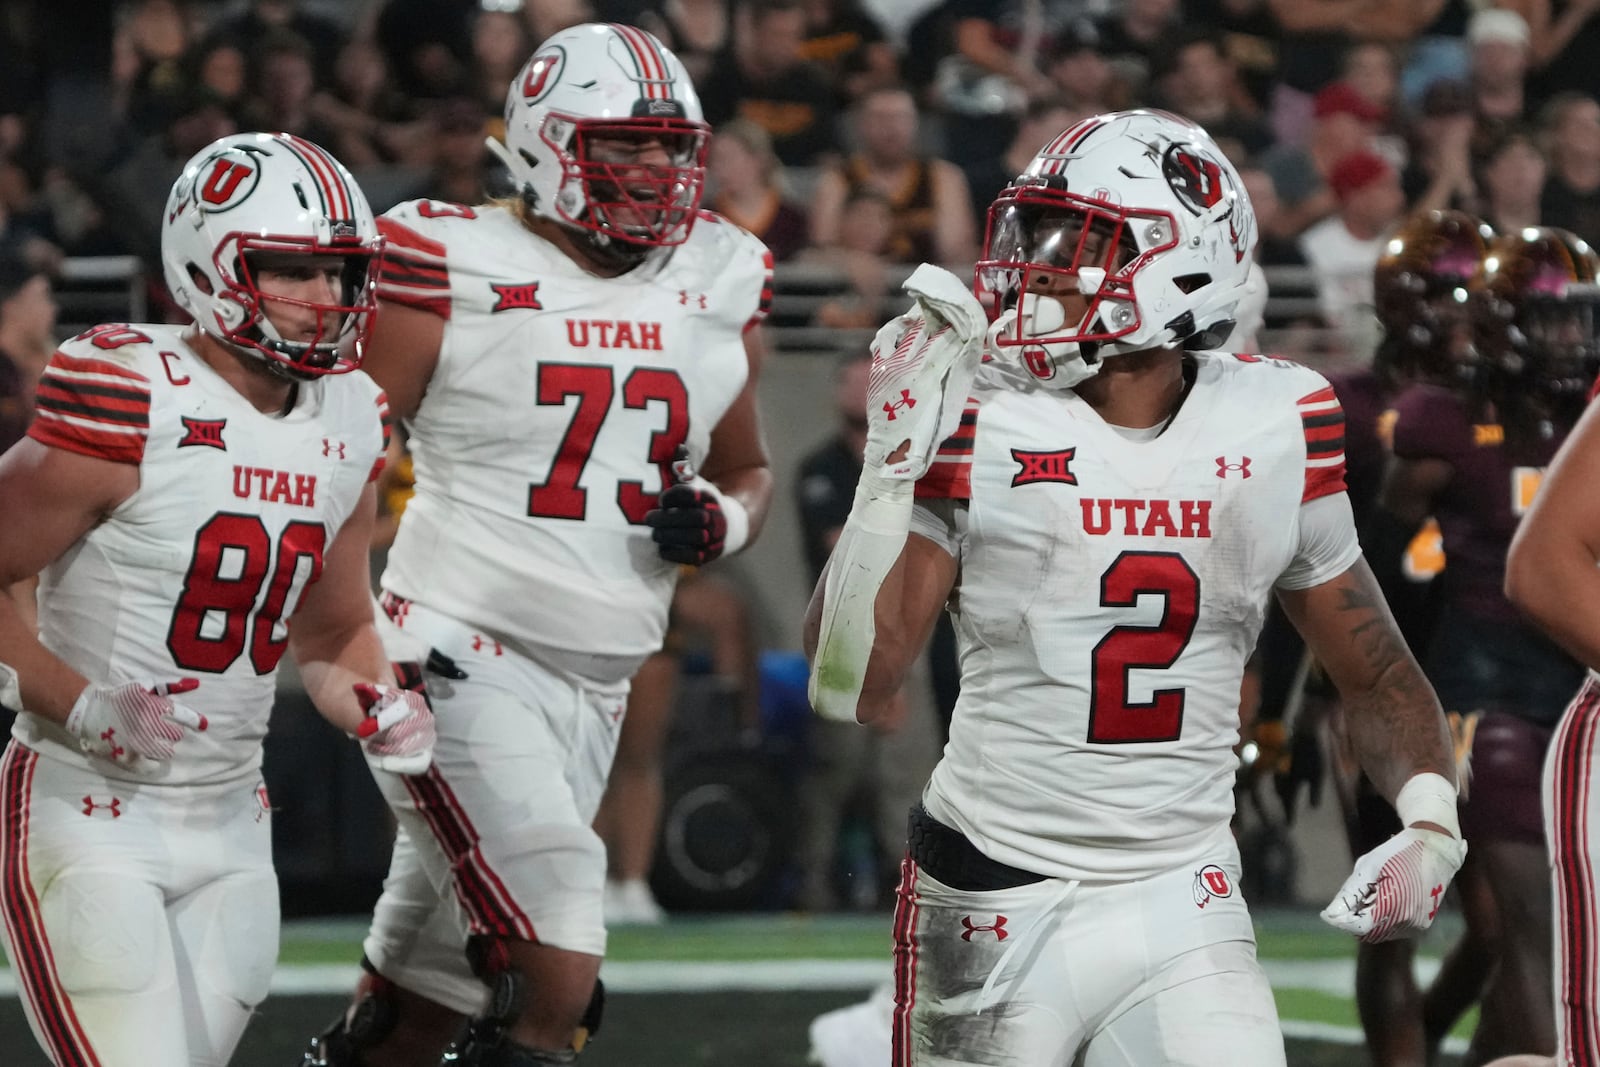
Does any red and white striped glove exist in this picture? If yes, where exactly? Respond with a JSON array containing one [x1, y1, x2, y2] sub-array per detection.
[[1321, 773, 1467, 942], [66, 679, 207, 766], [354, 682, 435, 775]]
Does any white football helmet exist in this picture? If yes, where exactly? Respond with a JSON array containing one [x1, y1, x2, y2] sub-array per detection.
[[978, 110, 1259, 370], [490, 23, 710, 263], [162, 132, 382, 377]]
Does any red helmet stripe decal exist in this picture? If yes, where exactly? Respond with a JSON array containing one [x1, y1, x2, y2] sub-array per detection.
[[611, 23, 668, 98], [280, 134, 351, 220]]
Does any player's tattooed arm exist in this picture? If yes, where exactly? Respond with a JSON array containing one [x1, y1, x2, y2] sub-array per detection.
[[1277, 558, 1457, 803]]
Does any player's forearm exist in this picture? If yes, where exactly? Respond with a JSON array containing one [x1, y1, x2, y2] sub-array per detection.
[[0, 589, 88, 724], [293, 623, 391, 735], [1341, 653, 1456, 802], [1506, 533, 1600, 671]]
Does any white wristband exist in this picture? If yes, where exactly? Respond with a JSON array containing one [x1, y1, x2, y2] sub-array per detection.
[[1395, 771, 1461, 839], [718, 490, 751, 557]]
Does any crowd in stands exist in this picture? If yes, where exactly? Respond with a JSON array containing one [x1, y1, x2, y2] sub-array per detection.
[[3, 0, 1600, 368]]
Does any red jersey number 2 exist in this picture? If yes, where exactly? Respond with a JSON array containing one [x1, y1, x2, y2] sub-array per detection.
[[1087, 551, 1200, 743], [526, 364, 689, 523]]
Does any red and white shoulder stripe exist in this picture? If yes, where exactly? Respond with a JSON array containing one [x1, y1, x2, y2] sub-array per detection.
[[915, 399, 979, 500], [1297, 385, 1347, 504], [376, 216, 452, 319], [27, 351, 151, 465]]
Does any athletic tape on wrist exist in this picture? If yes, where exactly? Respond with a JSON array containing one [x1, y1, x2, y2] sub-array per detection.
[[1395, 771, 1460, 839], [0, 661, 20, 711]]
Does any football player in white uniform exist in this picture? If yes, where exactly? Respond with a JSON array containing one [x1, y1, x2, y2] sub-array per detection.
[[0, 132, 435, 1067], [304, 24, 774, 1067], [806, 110, 1467, 1067]]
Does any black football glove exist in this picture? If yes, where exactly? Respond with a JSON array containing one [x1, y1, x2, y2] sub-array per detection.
[[646, 483, 728, 565]]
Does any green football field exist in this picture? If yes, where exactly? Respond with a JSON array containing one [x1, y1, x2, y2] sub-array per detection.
[[0, 907, 1484, 1065]]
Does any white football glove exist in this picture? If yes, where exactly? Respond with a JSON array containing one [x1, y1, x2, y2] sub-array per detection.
[[1321, 826, 1467, 943], [354, 682, 436, 775], [65, 678, 208, 766], [864, 264, 987, 481]]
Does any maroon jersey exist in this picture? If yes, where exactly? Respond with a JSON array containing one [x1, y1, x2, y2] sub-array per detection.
[[1389, 383, 1561, 621], [1327, 368, 1390, 529]]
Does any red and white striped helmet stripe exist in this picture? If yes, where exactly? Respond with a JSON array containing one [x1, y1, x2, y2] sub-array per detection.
[[280, 133, 354, 220], [609, 23, 672, 99]]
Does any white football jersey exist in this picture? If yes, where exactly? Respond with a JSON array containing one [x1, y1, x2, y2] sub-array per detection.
[[14, 323, 387, 785], [917, 352, 1361, 881], [375, 200, 772, 684]]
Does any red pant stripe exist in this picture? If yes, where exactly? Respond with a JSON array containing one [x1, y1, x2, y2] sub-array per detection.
[[891, 856, 921, 1066], [1555, 679, 1600, 1063], [0, 745, 102, 1067]]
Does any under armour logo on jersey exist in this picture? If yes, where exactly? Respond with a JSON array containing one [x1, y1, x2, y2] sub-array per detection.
[[882, 390, 916, 420], [323, 439, 346, 459], [81, 795, 122, 819], [178, 416, 227, 450], [471, 635, 503, 656], [1215, 456, 1252, 478], [491, 282, 543, 312], [959, 915, 1008, 941], [679, 290, 707, 309], [1011, 447, 1078, 487], [1192, 864, 1233, 908]]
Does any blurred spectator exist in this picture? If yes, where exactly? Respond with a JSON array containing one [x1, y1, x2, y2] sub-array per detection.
[[1042, 21, 1120, 114], [243, 31, 341, 148], [1465, 8, 1534, 150], [810, 86, 974, 266], [469, 5, 532, 130], [798, 0, 899, 103], [1507, 0, 1600, 109], [1477, 125, 1547, 235], [1153, 27, 1274, 158], [1539, 91, 1600, 245], [1259, 81, 1385, 238], [797, 186, 895, 329], [932, 0, 1080, 168], [1262, 0, 1356, 145], [102, 82, 236, 265], [375, 0, 476, 101], [1402, 79, 1478, 216], [964, 96, 1082, 233], [1092, 0, 1182, 103], [417, 98, 491, 206], [1341, 40, 1407, 163], [792, 349, 941, 912], [1184, 0, 1280, 112], [1300, 150, 1406, 356], [0, 254, 54, 454], [1239, 164, 1319, 332], [187, 38, 250, 118], [112, 0, 194, 137], [700, 0, 839, 167], [638, 0, 731, 86], [706, 120, 811, 262], [1398, 0, 1472, 106], [521, 0, 594, 42], [309, 39, 424, 169], [207, 0, 348, 87]]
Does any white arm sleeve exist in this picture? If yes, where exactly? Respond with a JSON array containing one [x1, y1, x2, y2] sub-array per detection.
[[1276, 491, 1364, 591]]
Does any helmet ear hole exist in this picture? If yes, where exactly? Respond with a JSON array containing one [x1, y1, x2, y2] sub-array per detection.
[[1174, 273, 1211, 294], [187, 265, 214, 296]]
